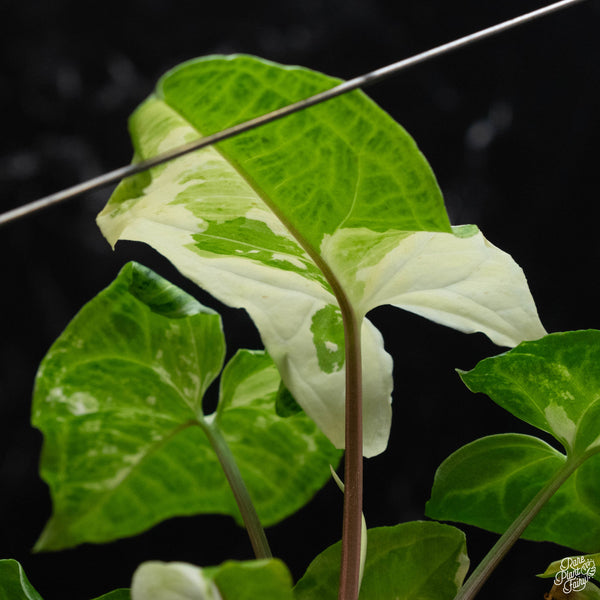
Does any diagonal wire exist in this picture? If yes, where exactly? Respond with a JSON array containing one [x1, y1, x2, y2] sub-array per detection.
[[0, 0, 589, 228]]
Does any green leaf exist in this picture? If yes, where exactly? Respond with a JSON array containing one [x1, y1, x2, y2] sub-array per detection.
[[425, 433, 600, 552], [428, 331, 600, 552], [293, 521, 469, 600], [92, 592, 131, 600], [459, 330, 600, 457], [33, 262, 340, 550], [97, 55, 545, 457], [0, 560, 43, 600], [576, 582, 600, 600], [275, 382, 302, 417], [538, 553, 599, 582], [0, 560, 130, 600], [131, 559, 294, 600]]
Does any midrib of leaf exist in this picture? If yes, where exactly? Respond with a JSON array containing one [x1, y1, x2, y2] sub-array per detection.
[[455, 450, 593, 600], [155, 93, 354, 313]]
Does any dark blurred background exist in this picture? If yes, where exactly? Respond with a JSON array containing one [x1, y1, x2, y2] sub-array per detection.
[[1, 0, 599, 598]]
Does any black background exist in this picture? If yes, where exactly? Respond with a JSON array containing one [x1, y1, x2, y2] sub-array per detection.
[[1, 0, 599, 598]]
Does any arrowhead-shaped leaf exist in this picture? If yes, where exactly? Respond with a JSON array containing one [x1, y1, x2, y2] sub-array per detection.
[[428, 331, 600, 552], [131, 559, 294, 600], [459, 330, 600, 456], [293, 521, 469, 600], [33, 262, 340, 550], [426, 433, 600, 551], [97, 54, 545, 456]]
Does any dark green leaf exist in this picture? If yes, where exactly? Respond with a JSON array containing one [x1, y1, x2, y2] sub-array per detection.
[[0, 560, 43, 600], [294, 522, 469, 600], [275, 382, 302, 418], [426, 434, 600, 552]]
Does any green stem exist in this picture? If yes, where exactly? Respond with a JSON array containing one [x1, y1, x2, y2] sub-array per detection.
[[454, 453, 587, 600], [338, 308, 363, 600], [203, 421, 272, 559]]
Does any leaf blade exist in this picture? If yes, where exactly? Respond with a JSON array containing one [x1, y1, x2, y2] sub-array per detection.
[[98, 55, 546, 456], [426, 433, 600, 552], [33, 263, 340, 550], [294, 522, 469, 600]]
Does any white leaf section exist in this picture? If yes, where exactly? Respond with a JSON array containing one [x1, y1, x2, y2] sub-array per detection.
[[99, 95, 545, 458], [99, 216, 393, 457], [321, 226, 547, 347], [132, 562, 222, 600]]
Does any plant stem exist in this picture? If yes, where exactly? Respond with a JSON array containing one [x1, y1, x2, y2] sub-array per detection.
[[338, 308, 363, 600], [203, 421, 272, 559], [454, 454, 587, 600]]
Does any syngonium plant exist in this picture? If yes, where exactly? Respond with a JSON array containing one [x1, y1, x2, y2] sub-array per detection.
[[96, 54, 546, 457], [94, 55, 545, 598], [12, 55, 599, 600]]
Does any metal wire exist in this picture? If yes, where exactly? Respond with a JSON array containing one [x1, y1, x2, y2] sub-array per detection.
[[0, 0, 589, 227]]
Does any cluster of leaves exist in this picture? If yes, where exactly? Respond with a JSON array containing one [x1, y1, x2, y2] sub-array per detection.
[[5, 55, 600, 599]]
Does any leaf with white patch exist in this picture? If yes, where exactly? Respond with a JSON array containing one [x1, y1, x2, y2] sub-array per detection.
[[33, 262, 340, 550], [98, 55, 545, 456], [459, 330, 600, 456], [427, 331, 600, 551]]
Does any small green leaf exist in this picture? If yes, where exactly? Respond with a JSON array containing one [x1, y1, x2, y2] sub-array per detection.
[[0, 560, 43, 600], [131, 559, 294, 600], [213, 348, 342, 524], [426, 434, 600, 552], [275, 382, 302, 417], [459, 330, 600, 456], [98, 55, 545, 457], [538, 553, 599, 581], [293, 521, 469, 600], [33, 263, 340, 550]]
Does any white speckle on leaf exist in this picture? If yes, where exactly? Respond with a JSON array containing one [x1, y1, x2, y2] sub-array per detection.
[[147, 396, 157, 406], [49, 390, 99, 416], [544, 404, 576, 448], [325, 341, 338, 353], [70, 393, 99, 416]]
